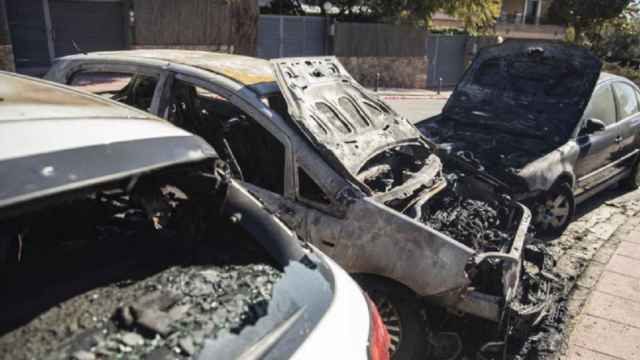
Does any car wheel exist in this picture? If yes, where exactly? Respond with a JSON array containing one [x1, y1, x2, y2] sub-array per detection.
[[355, 276, 431, 360], [622, 159, 640, 190], [533, 183, 575, 236]]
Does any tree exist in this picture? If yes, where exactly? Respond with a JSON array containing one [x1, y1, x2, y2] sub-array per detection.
[[259, 0, 304, 15], [260, 0, 501, 32], [548, 0, 632, 44], [587, 3, 640, 64], [336, 0, 501, 32], [440, 0, 501, 34]]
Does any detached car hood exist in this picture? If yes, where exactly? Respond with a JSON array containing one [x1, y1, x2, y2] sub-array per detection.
[[444, 41, 602, 142], [271, 57, 423, 175]]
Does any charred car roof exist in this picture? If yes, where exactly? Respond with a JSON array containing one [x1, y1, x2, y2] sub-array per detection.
[[444, 41, 602, 142], [59, 50, 277, 87], [0, 71, 217, 209], [0, 70, 150, 122]]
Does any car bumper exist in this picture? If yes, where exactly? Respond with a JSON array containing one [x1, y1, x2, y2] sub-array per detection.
[[291, 250, 372, 360], [437, 204, 552, 324]]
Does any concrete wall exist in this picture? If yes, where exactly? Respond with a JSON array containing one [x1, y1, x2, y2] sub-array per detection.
[[339, 56, 428, 89], [495, 23, 566, 40]]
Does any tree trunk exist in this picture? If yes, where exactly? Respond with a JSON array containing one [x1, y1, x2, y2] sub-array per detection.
[[574, 22, 584, 44]]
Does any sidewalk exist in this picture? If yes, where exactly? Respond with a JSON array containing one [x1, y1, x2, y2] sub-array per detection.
[[563, 209, 640, 359]]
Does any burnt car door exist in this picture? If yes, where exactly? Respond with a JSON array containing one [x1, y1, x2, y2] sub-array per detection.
[[574, 83, 622, 194], [156, 71, 296, 193], [611, 81, 640, 170]]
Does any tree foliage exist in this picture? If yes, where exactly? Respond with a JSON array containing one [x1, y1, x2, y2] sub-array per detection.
[[260, 0, 501, 33], [587, 3, 640, 64], [548, 0, 632, 43], [440, 0, 501, 34]]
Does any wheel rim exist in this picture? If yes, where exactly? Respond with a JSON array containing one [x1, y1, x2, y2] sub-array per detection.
[[535, 191, 571, 231], [372, 295, 403, 355]]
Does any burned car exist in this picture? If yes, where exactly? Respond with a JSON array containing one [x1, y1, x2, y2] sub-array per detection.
[[47, 52, 542, 359], [0, 72, 390, 360], [418, 41, 640, 235]]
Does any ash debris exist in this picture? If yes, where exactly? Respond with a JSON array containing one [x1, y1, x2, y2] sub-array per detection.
[[1, 221, 283, 360], [55, 264, 282, 360], [420, 173, 514, 252], [507, 241, 567, 360], [421, 192, 511, 252]]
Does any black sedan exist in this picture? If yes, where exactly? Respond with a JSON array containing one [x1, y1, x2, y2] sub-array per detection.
[[418, 41, 640, 235]]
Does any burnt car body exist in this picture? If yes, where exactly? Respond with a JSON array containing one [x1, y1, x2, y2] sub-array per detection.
[[0, 72, 388, 360], [47, 52, 541, 359], [418, 41, 640, 234]]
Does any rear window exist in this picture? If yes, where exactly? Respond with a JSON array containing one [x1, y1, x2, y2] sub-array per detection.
[[69, 71, 132, 95]]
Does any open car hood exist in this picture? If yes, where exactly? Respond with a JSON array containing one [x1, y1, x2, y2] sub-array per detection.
[[271, 57, 423, 175], [444, 41, 602, 142]]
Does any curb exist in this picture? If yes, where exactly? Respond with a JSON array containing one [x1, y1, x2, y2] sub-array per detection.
[[379, 94, 450, 101]]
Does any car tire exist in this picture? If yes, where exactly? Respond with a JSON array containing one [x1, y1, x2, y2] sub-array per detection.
[[533, 183, 575, 237], [622, 158, 640, 190], [355, 276, 431, 360]]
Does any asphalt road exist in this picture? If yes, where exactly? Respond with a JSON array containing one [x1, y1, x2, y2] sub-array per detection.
[[384, 98, 447, 124]]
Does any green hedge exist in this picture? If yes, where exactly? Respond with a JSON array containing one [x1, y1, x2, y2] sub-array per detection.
[[603, 62, 640, 86]]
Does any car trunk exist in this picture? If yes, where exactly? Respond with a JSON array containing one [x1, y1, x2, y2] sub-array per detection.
[[0, 162, 332, 360]]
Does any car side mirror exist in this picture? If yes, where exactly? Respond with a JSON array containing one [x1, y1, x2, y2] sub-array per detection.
[[582, 118, 606, 135]]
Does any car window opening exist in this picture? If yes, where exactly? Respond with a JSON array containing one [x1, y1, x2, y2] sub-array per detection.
[[69, 71, 159, 112], [298, 168, 331, 205], [583, 85, 617, 127], [613, 82, 640, 120], [167, 79, 286, 195]]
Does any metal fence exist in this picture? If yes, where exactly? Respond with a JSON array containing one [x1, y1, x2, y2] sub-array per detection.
[[257, 15, 471, 89], [426, 34, 468, 88], [132, 0, 258, 55], [334, 22, 427, 57], [257, 15, 327, 59]]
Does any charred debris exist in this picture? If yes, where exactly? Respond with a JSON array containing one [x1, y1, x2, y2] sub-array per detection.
[[0, 163, 291, 360], [419, 118, 555, 182], [357, 144, 521, 253], [357, 144, 560, 357]]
